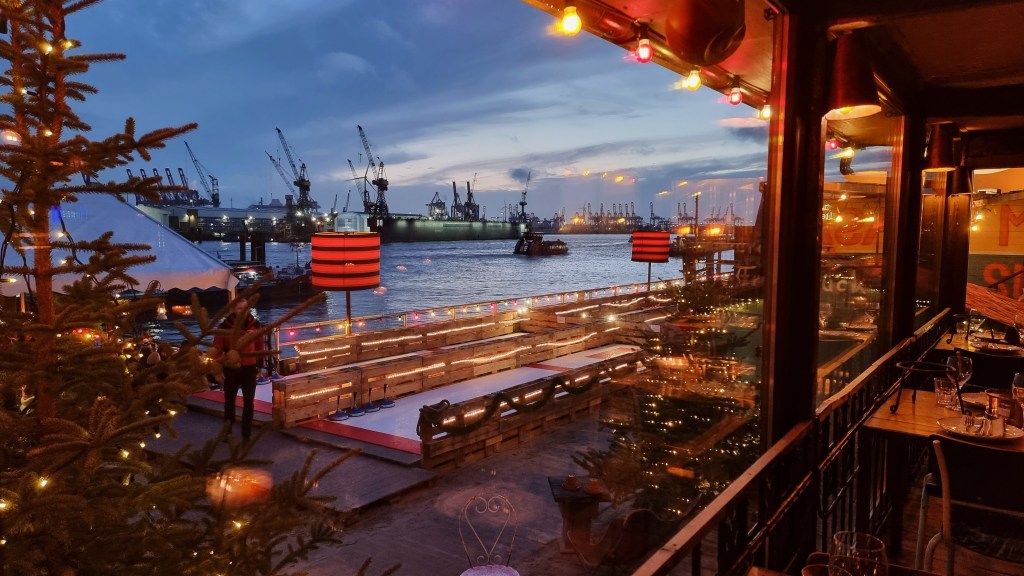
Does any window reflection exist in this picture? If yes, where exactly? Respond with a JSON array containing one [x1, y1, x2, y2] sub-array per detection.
[[817, 116, 898, 402]]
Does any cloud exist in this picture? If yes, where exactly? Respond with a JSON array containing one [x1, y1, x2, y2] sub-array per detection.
[[316, 52, 375, 83]]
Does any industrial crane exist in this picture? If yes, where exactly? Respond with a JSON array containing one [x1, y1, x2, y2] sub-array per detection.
[[184, 141, 220, 207], [357, 125, 389, 216], [348, 158, 374, 213], [266, 151, 295, 194], [273, 128, 316, 213]]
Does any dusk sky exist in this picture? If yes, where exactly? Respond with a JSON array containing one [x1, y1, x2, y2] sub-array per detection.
[[72, 0, 770, 223]]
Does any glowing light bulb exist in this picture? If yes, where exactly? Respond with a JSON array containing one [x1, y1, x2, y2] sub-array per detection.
[[635, 38, 653, 63], [683, 68, 702, 91], [728, 87, 743, 105], [560, 6, 582, 36], [757, 105, 771, 120]]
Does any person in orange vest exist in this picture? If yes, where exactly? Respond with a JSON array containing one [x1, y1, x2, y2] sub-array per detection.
[[212, 297, 265, 442]]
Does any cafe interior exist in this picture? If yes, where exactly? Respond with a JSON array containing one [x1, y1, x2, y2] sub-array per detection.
[[516, 1, 1024, 575]]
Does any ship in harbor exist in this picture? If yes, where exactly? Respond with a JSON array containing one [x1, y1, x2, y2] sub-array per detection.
[[333, 126, 523, 243]]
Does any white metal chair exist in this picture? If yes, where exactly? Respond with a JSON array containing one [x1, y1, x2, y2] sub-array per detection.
[[915, 435, 1024, 576], [459, 494, 519, 576]]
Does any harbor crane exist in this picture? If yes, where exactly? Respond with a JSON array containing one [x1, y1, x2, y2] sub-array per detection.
[[348, 158, 373, 213], [357, 125, 389, 216], [184, 141, 220, 207], [266, 151, 295, 194], [273, 127, 315, 211]]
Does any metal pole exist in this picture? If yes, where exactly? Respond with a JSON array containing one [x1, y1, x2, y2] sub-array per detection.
[[345, 291, 352, 336]]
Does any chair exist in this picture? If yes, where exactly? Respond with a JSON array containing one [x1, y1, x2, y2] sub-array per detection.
[[566, 508, 675, 575], [458, 494, 519, 576], [914, 435, 1024, 576], [951, 347, 1024, 390]]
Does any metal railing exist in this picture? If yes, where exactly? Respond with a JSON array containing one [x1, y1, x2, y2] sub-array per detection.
[[271, 277, 686, 354], [629, 309, 952, 575]]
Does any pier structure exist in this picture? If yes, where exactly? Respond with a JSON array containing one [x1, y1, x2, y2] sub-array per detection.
[[265, 281, 679, 469]]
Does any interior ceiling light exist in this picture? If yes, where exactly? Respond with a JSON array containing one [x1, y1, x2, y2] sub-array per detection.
[[825, 31, 882, 121], [924, 123, 958, 173], [728, 86, 743, 105], [561, 4, 582, 36], [635, 26, 653, 63], [683, 68, 702, 91]]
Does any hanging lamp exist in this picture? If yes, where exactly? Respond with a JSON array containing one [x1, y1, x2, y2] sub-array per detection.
[[825, 31, 882, 121], [924, 123, 958, 173]]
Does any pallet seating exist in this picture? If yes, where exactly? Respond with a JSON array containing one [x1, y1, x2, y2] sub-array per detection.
[[271, 293, 666, 431]]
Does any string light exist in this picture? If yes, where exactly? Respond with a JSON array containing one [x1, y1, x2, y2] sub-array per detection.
[[560, 4, 582, 36], [683, 68, 702, 91], [634, 25, 653, 63], [728, 86, 743, 105], [757, 105, 771, 120]]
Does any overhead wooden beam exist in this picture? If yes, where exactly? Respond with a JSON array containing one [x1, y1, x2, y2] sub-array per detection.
[[925, 84, 1024, 119], [962, 127, 1024, 169], [826, 0, 1021, 30]]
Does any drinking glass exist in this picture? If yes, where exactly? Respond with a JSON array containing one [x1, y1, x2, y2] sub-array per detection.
[[1012, 373, 1024, 424], [945, 355, 973, 391], [828, 531, 888, 576]]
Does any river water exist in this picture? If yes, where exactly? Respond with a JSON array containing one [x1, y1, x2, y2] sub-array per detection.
[[194, 234, 684, 330]]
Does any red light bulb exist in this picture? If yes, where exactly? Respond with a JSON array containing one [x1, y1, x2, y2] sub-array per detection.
[[826, 138, 840, 150], [728, 88, 743, 105], [635, 38, 653, 63]]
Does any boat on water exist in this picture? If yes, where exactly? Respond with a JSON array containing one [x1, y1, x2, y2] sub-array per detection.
[[228, 261, 317, 302], [513, 229, 568, 256]]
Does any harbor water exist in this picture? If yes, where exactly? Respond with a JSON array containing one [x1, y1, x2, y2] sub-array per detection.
[[197, 234, 686, 329]]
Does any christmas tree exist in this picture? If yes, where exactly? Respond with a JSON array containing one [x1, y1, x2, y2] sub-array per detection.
[[0, 2, 384, 574]]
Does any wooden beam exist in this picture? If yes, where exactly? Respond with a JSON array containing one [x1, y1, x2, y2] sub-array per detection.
[[925, 84, 1024, 119], [826, 0, 1022, 30], [962, 127, 1024, 169]]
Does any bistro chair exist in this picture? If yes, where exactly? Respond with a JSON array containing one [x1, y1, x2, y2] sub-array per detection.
[[458, 494, 519, 576], [915, 435, 1024, 576], [951, 347, 1024, 390]]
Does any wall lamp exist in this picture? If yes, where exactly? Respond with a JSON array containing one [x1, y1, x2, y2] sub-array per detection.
[[825, 31, 881, 121]]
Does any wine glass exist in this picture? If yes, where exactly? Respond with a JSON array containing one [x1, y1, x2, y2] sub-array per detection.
[[828, 531, 888, 576], [1014, 314, 1024, 341], [945, 355, 973, 391]]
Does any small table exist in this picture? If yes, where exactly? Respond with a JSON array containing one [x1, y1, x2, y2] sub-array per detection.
[[862, 390, 1024, 552], [547, 476, 610, 553]]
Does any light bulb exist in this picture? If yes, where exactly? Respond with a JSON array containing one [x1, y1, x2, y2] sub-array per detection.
[[684, 68, 702, 91], [561, 6, 582, 36], [635, 38, 653, 63], [757, 105, 771, 120], [728, 87, 743, 105]]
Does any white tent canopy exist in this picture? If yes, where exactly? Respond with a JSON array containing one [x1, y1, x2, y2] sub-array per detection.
[[1, 194, 238, 296]]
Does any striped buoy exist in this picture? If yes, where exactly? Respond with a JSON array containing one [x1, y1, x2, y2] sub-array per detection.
[[310, 232, 381, 291], [631, 230, 670, 263]]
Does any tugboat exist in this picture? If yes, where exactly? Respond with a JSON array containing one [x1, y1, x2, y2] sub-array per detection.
[[513, 227, 568, 256]]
